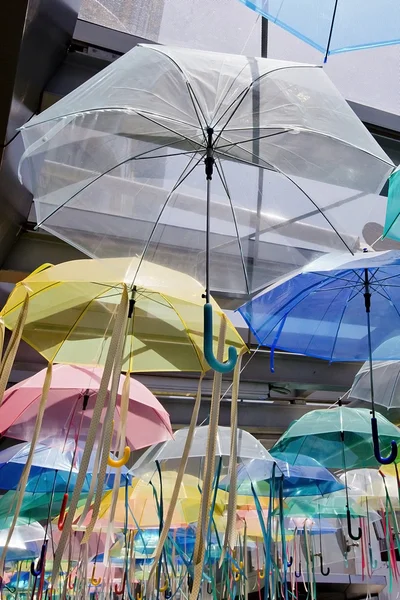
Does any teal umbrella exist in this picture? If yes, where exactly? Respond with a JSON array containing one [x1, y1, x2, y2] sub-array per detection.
[[271, 405, 400, 540], [271, 406, 400, 470]]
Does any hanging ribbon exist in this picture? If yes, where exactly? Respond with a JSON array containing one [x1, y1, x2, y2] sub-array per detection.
[[149, 373, 204, 586], [0, 361, 52, 573], [190, 318, 227, 600], [103, 369, 131, 564], [221, 348, 246, 563], [51, 286, 129, 588], [0, 291, 29, 406]]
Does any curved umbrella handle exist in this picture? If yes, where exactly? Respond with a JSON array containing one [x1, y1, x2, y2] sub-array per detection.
[[204, 303, 237, 373], [232, 560, 244, 574], [31, 541, 47, 577], [287, 556, 293, 568], [91, 577, 102, 587], [295, 562, 301, 578], [57, 493, 69, 531], [371, 417, 398, 465], [68, 572, 75, 590], [257, 568, 265, 581], [114, 572, 126, 596], [347, 508, 362, 541], [159, 580, 169, 593], [319, 554, 330, 577], [108, 447, 131, 468]]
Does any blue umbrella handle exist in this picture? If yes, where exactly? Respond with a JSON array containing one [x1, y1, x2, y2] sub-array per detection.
[[369, 546, 378, 570], [319, 554, 330, 577], [347, 509, 362, 541], [203, 303, 237, 373], [294, 562, 301, 578], [287, 556, 293, 567], [31, 541, 47, 577], [371, 417, 398, 465]]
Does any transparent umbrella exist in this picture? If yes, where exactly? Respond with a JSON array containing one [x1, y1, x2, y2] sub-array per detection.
[[350, 360, 400, 410], [236, 0, 400, 60], [131, 425, 272, 480], [18, 44, 393, 372]]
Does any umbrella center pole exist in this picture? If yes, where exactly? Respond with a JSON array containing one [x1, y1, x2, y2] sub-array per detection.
[[204, 127, 215, 304], [363, 268, 376, 418]]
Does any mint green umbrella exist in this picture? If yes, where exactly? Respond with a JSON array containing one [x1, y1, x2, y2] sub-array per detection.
[[271, 405, 400, 540], [281, 493, 381, 520], [271, 406, 400, 470]]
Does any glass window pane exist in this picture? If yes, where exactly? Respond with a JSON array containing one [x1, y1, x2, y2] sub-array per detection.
[[79, 0, 261, 55]]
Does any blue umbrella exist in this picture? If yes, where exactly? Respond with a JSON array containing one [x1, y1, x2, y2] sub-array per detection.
[[219, 454, 344, 497], [238, 250, 400, 465], [0, 442, 129, 493], [237, 0, 400, 61]]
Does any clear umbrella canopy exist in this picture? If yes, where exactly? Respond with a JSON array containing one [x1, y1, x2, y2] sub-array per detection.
[[339, 468, 400, 508], [18, 44, 393, 296], [131, 425, 273, 480], [350, 360, 400, 409], [0, 520, 45, 548]]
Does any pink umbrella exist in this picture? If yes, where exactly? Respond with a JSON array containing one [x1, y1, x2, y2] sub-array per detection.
[[0, 365, 172, 450]]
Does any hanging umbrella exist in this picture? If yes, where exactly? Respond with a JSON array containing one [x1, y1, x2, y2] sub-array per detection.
[[70, 473, 226, 531], [281, 493, 381, 522], [0, 519, 45, 548], [349, 360, 400, 412], [384, 165, 400, 243], [16, 44, 393, 373], [0, 364, 173, 448], [219, 453, 344, 497], [132, 425, 274, 480], [239, 250, 400, 464], [0, 442, 128, 493], [0, 489, 88, 522], [339, 468, 400, 509], [271, 407, 400, 470], [271, 405, 400, 540], [0, 257, 244, 374], [236, 0, 400, 61]]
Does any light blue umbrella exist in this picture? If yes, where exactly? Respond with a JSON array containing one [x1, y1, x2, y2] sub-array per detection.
[[237, 0, 400, 61], [0, 442, 129, 493], [238, 250, 400, 464], [219, 454, 344, 497]]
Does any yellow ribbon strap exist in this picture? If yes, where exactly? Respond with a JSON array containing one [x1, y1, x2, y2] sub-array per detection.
[[190, 317, 226, 600], [148, 372, 204, 584], [0, 361, 52, 572], [51, 286, 129, 587]]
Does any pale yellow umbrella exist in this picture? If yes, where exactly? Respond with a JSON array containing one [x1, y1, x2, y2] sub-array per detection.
[[0, 257, 245, 373], [70, 473, 227, 531], [0, 258, 246, 583]]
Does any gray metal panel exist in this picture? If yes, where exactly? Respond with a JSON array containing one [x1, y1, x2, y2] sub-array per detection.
[[0, 0, 81, 264]]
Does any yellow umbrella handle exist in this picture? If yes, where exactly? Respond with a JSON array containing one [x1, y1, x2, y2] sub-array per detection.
[[233, 572, 241, 582], [91, 564, 102, 586], [159, 580, 170, 592], [232, 561, 244, 573], [257, 568, 265, 580], [107, 446, 131, 468]]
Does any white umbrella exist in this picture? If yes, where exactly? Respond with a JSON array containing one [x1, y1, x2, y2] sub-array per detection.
[[18, 44, 393, 302], [350, 360, 400, 410], [0, 519, 45, 548]]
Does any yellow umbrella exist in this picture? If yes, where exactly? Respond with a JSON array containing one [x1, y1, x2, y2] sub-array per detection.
[[0, 257, 245, 373], [71, 473, 226, 531]]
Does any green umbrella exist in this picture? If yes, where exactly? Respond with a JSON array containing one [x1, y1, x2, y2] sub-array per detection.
[[281, 493, 381, 520], [271, 405, 400, 541], [271, 406, 400, 470], [0, 491, 88, 522]]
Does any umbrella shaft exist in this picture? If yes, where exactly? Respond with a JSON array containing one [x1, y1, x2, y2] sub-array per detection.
[[364, 268, 375, 413], [205, 127, 215, 302]]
